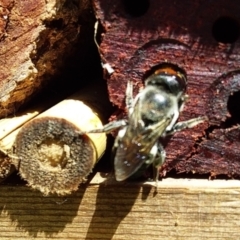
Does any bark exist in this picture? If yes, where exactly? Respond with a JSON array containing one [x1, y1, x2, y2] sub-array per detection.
[[0, 0, 90, 117]]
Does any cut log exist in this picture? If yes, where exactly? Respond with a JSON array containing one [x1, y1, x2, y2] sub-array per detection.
[[92, 0, 240, 177], [0, 0, 89, 117]]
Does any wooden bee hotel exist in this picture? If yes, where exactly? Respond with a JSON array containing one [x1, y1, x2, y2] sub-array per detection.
[[0, 0, 240, 239]]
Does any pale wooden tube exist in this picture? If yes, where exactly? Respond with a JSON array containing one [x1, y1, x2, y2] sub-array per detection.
[[1, 88, 108, 195], [0, 110, 40, 140]]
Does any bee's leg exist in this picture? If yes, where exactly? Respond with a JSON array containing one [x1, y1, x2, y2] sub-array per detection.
[[166, 110, 179, 132], [166, 94, 190, 132], [167, 116, 208, 135], [152, 143, 166, 187], [113, 127, 127, 148], [82, 119, 127, 134], [125, 80, 134, 115]]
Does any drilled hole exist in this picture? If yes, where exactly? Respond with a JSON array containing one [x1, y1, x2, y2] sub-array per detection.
[[212, 16, 240, 43], [227, 91, 240, 123], [143, 63, 187, 81], [122, 0, 150, 17]]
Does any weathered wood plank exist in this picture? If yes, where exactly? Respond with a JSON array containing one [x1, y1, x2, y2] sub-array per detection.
[[0, 173, 240, 239]]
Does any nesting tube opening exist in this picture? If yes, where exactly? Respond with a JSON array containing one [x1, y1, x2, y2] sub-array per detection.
[[13, 99, 107, 195]]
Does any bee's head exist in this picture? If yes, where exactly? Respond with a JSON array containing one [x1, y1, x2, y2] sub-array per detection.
[[145, 66, 187, 95]]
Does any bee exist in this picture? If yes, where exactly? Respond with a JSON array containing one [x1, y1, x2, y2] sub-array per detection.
[[86, 65, 207, 182]]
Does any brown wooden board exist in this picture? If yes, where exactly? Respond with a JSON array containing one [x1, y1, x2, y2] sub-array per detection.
[[1, 173, 240, 239], [92, 0, 240, 177]]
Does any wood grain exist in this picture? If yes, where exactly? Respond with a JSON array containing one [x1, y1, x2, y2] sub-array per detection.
[[0, 173, 240, 239]]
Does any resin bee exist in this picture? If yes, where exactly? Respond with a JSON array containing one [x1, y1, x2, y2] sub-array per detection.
[[87, 65, 207, 182]]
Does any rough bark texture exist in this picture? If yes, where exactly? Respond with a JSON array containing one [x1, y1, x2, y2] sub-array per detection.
[[92, 0, 240, 177], [0, 0, 90, 117]]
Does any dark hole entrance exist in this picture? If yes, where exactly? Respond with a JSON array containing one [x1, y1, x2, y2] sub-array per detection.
[[44, 18, 64, 29], [122, 0, 150, 17], [143, 63, 187, 82], [227, 91, 240, 123], [212, 16, 240, 44]]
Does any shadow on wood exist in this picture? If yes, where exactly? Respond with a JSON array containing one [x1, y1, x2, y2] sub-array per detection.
[[1, 174, 240, 239], [85, 174, 146, 239], [0, 186, 86, 238]]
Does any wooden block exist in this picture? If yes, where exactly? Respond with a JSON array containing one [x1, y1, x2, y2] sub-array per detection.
[[1, 173, 240, 239], [92, 0, 240, 177]]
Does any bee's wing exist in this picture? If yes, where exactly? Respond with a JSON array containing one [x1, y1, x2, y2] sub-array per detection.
[[114, 116, 171, 181]]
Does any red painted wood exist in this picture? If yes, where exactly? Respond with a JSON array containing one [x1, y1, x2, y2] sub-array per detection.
[[93, 0, 240, 177]]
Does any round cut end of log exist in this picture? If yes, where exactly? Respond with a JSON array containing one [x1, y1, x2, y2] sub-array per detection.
[[14, 116, 102, 195]]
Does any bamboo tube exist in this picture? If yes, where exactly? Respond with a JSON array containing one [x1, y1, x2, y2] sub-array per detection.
[[0, 84, 109, 195], [0, 110, 40, 140]]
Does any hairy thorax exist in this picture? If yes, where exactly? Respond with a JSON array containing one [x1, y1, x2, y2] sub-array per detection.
[[140, 87, 177, 124]]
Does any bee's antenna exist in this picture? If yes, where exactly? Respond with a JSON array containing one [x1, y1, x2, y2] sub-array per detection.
[[94, 21, 114, 75]]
